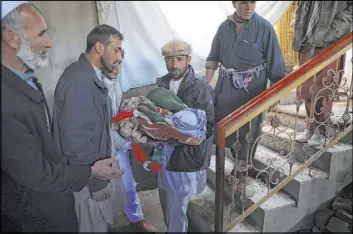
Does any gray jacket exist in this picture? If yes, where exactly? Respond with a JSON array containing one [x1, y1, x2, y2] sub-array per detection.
[[293, 1, 352, 52], [52, 54, 112, 192], [156, 65, 215, 172]]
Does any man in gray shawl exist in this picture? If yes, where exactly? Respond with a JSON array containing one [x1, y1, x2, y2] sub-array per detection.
[[205, 1, 285, 186]]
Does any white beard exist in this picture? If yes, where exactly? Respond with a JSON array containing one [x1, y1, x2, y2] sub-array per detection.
[[16, 37, 49, 70]]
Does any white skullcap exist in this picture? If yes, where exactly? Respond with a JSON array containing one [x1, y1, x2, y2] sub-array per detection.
[[2, 1, 28, 19]]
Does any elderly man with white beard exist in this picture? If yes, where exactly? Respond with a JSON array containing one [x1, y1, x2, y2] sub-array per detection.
[[1, 1, 125, 232]]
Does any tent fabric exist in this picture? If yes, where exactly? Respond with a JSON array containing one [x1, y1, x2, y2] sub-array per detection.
[[96, 1, 293, 92]]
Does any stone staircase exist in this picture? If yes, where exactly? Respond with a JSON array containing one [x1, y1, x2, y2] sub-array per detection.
[[187, 98, 352, 232]]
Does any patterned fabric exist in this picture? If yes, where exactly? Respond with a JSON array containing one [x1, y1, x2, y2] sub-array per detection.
[[168, 108, 207, 141], [144, 143, 169, 170], [137, 117, 202, 145], [113, 86, 208, 173], [219, 63, 266, 93]]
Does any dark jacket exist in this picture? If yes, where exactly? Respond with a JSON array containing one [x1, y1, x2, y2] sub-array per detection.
[[1, 65, 91, 232], [156, 65, 215, 172], [51, 54, 112, 193]]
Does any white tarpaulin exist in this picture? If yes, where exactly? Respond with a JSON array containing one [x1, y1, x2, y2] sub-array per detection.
[[97, 1, 293, 92]]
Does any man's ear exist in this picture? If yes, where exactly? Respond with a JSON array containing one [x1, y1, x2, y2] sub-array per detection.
[[2, 28, 22, 50], [187, 56, 192, 63], [94, 41, 105, 55]]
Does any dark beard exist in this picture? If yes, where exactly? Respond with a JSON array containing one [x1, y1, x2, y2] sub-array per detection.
[[169, 62, 189, 80], [100, 55, 113, 74]]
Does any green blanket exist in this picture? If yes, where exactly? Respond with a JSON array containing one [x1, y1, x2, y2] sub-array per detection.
[[146, 87, 188, 113]]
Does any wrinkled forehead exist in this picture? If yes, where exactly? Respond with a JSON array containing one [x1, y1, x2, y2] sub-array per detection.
[[164, 55, 189, 60]]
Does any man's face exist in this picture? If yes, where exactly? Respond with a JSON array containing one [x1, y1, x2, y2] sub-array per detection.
[[106, 61, 122, 80], [164, 55, 191, 80], [16, 5, 52, 70], [100, 37, 123, 74], [233, 1, 256, 20]]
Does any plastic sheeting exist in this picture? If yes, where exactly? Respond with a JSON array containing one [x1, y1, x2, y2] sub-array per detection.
[[97, 1, 293, 92]]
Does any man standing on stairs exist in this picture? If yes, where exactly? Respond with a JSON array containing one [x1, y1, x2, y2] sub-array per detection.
[[102, 62, 156, 232], [156, 39, 215, 232], [205, 1, 285, 188], [293, 1, 352, 148], [1, 1, 125, 232]]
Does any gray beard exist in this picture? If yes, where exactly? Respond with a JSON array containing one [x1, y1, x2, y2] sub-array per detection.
[[16, 38, 48, 70]]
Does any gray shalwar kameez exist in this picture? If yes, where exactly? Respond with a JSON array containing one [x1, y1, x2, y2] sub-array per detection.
[[207, 13, 285, 162]]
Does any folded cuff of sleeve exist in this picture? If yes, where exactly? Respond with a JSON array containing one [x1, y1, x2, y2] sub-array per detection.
[[66, 165, 92, 193], [205, 61, 219, 70], [87, 178, 109, 194]]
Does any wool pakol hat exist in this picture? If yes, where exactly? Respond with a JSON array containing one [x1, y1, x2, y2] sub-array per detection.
[[161, 39, 192, 57]]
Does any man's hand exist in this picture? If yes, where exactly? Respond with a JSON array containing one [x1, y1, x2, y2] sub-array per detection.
[[91, 158, 125, 180]]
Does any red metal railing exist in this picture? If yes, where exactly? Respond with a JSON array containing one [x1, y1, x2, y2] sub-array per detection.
[[214, 32, 353, 231]]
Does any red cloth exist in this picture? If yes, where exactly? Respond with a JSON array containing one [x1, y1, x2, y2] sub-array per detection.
[[131, 143, 161, 173], [112, 111, 134, 122], [112, 112, 162, 173]]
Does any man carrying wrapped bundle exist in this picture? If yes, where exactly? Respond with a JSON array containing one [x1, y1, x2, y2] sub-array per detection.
[[111, 39, 214, 232], [154, 39, 215, 232]]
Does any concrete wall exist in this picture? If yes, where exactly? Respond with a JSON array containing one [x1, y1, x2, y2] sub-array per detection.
[[31, 1, 98, 114]]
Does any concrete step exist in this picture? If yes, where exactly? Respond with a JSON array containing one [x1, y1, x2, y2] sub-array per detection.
[[265, 111, 306, 132], [217, 143, 333, 206], [207, 143, 352, 232], [279, 89, 297, 105], [264, 110, 350, 145], [253, 145, 329, 204], [207, 155, 296, 232], [259, 124, 352, 176], [273, 102, 352, 125], [187, 185, 259, 232], [267, 99, 352, 129]]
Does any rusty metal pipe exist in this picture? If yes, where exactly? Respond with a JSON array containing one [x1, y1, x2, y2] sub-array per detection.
[[215, 125, 226, 232]]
